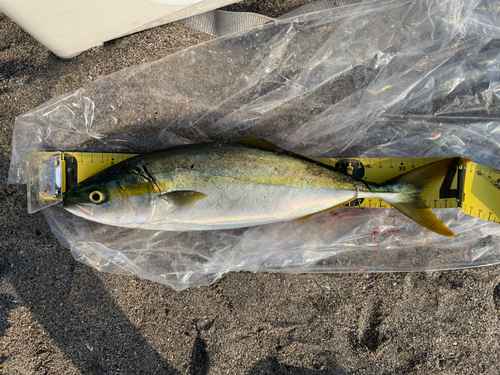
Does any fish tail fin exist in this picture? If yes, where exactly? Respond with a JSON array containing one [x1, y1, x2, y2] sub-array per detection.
[[375, 157, 471, 237]]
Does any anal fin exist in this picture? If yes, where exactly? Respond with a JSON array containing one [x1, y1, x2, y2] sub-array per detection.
[[295, 199, 355, 221]]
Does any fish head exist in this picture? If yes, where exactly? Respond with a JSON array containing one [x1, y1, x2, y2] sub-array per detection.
[[63, 167, 156, 227]]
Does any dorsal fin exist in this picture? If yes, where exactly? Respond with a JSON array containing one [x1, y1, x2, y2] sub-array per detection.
[[231, 137, 334, 168], [231, 137, 286, 152]]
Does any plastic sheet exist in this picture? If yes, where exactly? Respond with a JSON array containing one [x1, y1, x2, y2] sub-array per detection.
[[8, 0, 500, 290]]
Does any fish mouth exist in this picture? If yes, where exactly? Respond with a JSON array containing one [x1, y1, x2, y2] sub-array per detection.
[[63, 202, 94, 218]]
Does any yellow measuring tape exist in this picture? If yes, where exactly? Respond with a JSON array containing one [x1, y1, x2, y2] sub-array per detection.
[[29, 152, 500, 224], [316, 157, 499, 223]]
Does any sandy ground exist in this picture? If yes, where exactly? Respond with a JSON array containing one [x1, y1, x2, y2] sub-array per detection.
[[1, 1, 500, 374]]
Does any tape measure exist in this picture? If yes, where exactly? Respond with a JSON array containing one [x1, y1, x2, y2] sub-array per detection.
[[315, 157, 464, 209], [27, 152, 500, 225]]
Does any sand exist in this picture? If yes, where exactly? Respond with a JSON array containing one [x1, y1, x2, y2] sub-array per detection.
[[1, 1, 500, 374]]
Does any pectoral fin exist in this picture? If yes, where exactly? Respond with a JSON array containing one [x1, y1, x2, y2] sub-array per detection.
[[160, 191, 207, 206]]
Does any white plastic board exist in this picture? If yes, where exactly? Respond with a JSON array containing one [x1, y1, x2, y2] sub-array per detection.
[[0, 0, 238, 58]]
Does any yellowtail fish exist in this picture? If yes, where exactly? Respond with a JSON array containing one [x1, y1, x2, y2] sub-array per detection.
[[63, 139, 471, 236]]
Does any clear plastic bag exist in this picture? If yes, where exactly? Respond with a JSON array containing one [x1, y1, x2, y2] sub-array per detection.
[[8, 0, 500, 290]]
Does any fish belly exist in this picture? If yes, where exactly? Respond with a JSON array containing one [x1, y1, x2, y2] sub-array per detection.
[[142, 184, 358, 231]]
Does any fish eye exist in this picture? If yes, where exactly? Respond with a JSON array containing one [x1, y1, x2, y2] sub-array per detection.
[[89, 191, 104, 204]]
